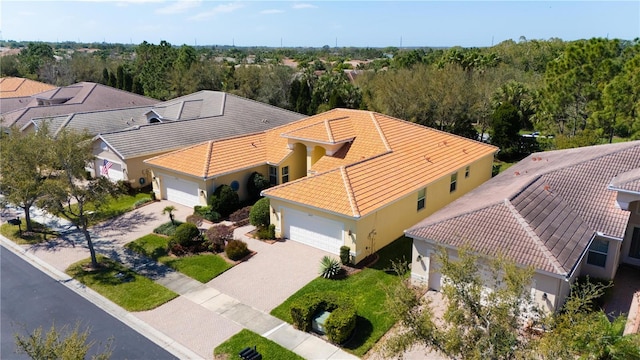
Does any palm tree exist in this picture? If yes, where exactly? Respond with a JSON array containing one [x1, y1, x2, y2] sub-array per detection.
[[162, 205, 176, 225]]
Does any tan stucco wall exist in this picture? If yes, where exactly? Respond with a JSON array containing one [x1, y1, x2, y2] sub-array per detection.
[[210, 165, 269, 202], [278, 143, 307, 181], [579, 236, 622, 280]]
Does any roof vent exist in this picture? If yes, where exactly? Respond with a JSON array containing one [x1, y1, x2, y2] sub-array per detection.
[[261, 119, 269, 123]]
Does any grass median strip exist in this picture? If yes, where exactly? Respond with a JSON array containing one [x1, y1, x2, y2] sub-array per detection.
[[126, 234, 232, 283], [214, 329, 304, 360], [66, 255, 178, 312], [0, 219, 59, 245]]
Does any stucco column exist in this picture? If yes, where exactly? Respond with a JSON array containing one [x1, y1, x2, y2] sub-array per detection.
[[306, 145, 313, 174]]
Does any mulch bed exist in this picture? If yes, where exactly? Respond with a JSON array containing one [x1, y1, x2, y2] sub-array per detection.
[[341, 253, 380, 276]]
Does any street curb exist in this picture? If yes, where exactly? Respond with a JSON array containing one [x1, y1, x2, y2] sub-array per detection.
[[0, 235, 204, 360]]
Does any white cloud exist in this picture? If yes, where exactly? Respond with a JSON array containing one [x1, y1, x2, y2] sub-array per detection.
[[156, 0, 201, 14], [261, 9, 284, 15], [188, 2, 244, 21], [292, 3, 317, 10]]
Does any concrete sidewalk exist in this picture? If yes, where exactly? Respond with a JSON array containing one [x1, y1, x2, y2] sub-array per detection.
[[1, 203, 359, 359]]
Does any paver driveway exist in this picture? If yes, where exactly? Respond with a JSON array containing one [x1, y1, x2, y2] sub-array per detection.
[[208, 226, 335, 313]]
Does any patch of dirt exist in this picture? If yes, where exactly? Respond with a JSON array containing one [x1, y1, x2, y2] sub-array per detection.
[[341, 253, 380, 276]]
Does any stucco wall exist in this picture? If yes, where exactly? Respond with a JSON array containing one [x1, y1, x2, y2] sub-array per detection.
[[211, 165, 269, 202], [579, 236, 623, 280], [411, 240, 570, 313], [620, 201, 640, 267], [278, 143, 307, 181]]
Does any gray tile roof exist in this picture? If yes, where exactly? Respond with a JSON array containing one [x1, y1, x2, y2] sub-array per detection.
[[28, 106, 153, 137], [407, 141, 640, 276], [98, 91, 305, 159], [610, 168, 640, 194], [0, 82, 158, 129]]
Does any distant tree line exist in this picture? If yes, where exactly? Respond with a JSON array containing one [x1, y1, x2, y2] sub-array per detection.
[[2, 37, 638, 160]]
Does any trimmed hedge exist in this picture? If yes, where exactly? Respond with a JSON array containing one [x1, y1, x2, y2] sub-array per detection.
[[290, 291, 356, 344]]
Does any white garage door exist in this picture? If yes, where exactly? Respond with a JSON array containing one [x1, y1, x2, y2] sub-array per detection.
[[97, 159, 124, 182], [283, 208, 344, 254], [163, 176, 200, 207]]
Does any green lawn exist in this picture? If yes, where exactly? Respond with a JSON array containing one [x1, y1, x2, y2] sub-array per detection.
[[66, 256, 177, 312], [270, 236, 412, 356], [126, 234, 232, 283], [0, 219, 59, 244], [69, 193, 153, 225], [214, 329, 304, 360]]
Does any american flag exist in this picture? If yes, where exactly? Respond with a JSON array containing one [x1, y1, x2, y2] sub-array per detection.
[[101, 159, 113, 176]]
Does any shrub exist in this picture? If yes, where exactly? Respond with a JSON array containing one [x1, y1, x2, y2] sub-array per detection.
[[210, 185, 240, 218], [319, 256, 342, 279], [153, 221, 184, 236], [134, 198, 152, 207], [289, 291, 356, 344], [194, 205, 220, 222], [225, 239, 249, 261], [340, 246, 351, 265], [172, 223, 201, 246], [186, 214, 204, 227], [246, 172, 270, 201], [249, 197, 270, 228], [256, 224, 276, 240], [229, 206, 251, 226], [206, 225, 234, 253]]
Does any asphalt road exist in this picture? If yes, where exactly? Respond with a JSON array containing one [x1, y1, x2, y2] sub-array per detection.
[[1, 247, 177, 360]]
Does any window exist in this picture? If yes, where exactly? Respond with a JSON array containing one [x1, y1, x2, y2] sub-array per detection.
[[269, 166, 278, 186], [282, 166, 289, 183], [450, 173, 458, 193], [629, 227, 640, 259], [587, 239, 609, 267], [465, 166, 470, 178], [417, 188, 426, 211]]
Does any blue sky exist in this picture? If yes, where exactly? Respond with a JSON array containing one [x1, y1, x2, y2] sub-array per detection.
[[2, 1, 639, 48]]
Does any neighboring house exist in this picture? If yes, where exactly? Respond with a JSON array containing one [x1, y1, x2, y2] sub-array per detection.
[[407, 141, 640, 313], [0, 82, 158, 129], [92, 91, 305, 186], [0, 77, 56, 113], [145, 109, 498, 263]]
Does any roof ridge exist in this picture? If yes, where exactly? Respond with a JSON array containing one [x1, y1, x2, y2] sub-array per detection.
[[324, 119, 335, 142], [370, 112, 391, 152], [503, 198, 567, 275], [177, 99, 186, 120], [340, 166, 360, 217], [203, 141, 214, 178], [54, 114, 74, 137]]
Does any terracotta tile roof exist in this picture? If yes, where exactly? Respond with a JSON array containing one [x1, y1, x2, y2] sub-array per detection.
[[407, 141, 640, 276], [149, 108, 498, 216], [0, 77, 55, 98]]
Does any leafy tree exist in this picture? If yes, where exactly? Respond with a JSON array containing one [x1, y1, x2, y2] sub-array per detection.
[[15, 322, 113, 360], [0, 125, 55, 232], [38, 130, 123, 268], [17, 42, 55, 78], [383, 248, 537, 359], [0, 54, 20, 77], [533, 278, 640, 359], [491, 103, 521, 154]]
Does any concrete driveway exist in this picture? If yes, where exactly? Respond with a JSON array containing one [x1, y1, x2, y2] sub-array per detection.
[[208, 225, 335, 313]]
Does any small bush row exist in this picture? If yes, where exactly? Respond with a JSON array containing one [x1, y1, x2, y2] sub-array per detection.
[[290, 292, 357, 344], [153, 221, 184, 236]]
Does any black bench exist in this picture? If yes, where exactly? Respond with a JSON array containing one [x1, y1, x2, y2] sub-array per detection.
[[239, 346, 262, 360]]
